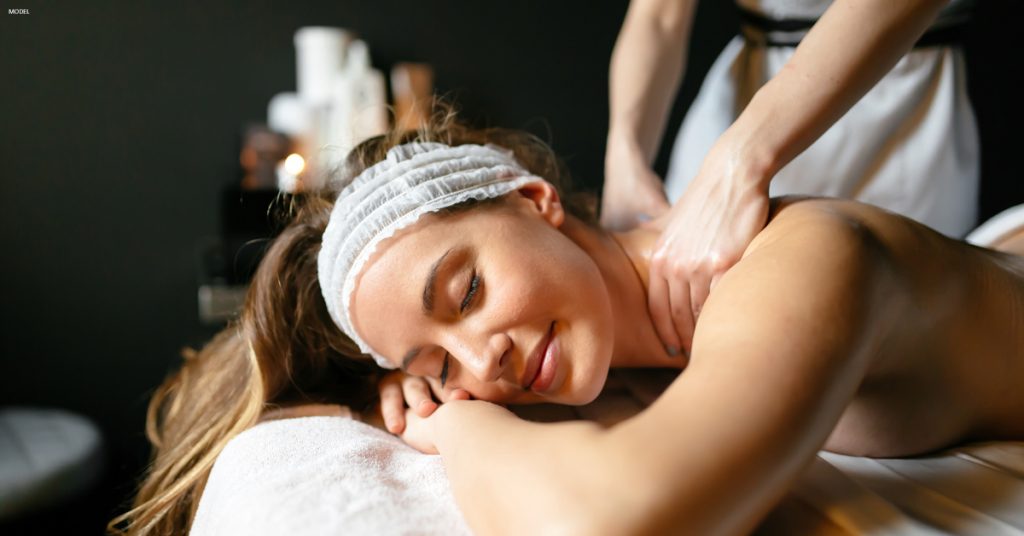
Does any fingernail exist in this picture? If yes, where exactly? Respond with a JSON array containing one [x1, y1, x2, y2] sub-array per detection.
[[666, 345, 680, 357]]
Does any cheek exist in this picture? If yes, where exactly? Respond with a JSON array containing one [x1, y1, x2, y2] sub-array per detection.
[[558, 252, 616, 403], [497, 231, 605, 308], [564, 311, 614, 404], [528, 242, 615, 405]]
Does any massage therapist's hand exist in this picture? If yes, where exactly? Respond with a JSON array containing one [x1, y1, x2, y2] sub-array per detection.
[[649, 133, 771, 355], [601, 138, 671, 231], [378, 371, 470, 435]]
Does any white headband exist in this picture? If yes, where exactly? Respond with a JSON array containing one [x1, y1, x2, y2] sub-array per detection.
[[318, 141, 544, 368]]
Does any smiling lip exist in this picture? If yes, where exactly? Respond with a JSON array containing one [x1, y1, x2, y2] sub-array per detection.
[[522, 322, 555, 390]]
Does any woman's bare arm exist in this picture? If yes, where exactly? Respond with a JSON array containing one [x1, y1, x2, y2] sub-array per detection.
[[433, 205, 903, 535]]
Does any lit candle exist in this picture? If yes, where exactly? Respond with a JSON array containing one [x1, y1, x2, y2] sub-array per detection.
[[276, 153, 307, 192]]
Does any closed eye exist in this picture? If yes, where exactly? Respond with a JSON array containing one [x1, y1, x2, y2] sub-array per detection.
[[440, 353, 450, 387], [460, 272, 480, 312], [442, 271, 479, 386]]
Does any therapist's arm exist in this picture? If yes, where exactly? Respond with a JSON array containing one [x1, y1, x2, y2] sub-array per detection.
[[728, 0, 950, 183], [602, 0, 698, 230], [647, 0, 950, 358]]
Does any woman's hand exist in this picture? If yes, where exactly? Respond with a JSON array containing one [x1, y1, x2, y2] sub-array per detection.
[[398, 404, 442, 454], [648, 132, 771, 355], [400, 400, 516, 456], [378, 371, 470, 435], [601, 140, 671, 231]]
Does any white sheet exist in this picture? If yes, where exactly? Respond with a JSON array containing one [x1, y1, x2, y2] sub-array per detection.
[[191, 417, 470, 536]]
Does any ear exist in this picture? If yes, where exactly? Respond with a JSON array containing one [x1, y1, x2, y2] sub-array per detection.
[[515, 180, 565, 227]]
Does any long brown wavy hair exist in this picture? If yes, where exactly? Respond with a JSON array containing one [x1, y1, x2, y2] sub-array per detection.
[[107, 105, 595, 536]]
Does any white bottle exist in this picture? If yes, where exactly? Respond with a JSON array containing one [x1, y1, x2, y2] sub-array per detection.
[[327, 40, 388, 165], [267, 92, 311, 139], [293, 27, 352, 107], [291, 26, 352, 191]]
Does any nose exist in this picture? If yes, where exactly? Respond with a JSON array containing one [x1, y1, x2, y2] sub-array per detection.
[[444, 331, 511, 383]]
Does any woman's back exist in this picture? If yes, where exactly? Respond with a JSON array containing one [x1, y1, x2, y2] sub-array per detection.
[[746, 198, 1024, 457]]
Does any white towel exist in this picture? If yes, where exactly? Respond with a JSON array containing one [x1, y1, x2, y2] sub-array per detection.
[[190, 416, 470, 536], [966, 204, 1024, 247]]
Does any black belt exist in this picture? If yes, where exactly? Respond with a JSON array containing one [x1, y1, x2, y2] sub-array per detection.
[[738, 7, 968, 48]]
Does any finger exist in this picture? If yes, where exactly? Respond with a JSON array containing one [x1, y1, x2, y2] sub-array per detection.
[[424, 377, 445, 401], [700, 256, 733, 309], [379, 375, 405, 431], [448, 389, 471, 401], [402, 375, 438, 417], [401, 409, 439, 455], [647, 271, 683, 357], [689, 270, 711, 323], [709, 272, 723, 293], [669, 276, 696, 357], [422, 378, 471, 403], [602, 212, 632, 232], [649, 194, 671, 215], [379, 379, 406, 434]]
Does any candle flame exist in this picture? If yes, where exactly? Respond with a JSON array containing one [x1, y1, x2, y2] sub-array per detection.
[[284, 153, 306, 175]]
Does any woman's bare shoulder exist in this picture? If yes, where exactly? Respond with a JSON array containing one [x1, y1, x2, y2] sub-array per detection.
[[746, 196, 947, 263], [742, 197, 892, 261]]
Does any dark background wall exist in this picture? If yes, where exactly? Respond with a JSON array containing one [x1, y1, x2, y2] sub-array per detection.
[[0, 1, 1020, 533]]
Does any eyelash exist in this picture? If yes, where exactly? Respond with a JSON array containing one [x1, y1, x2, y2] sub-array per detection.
[[460, 272, 480, 312], [442, 272, 480, 387]]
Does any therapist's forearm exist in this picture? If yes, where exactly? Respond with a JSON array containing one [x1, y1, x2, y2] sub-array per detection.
[[730, 0, 949, 188], [608, 0, 697, 163]]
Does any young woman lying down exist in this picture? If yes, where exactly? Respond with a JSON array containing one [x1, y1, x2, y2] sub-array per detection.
[[110, 115, 1024, 536]]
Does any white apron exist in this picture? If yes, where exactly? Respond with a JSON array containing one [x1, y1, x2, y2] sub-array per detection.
[[664, 0, 979, 237]]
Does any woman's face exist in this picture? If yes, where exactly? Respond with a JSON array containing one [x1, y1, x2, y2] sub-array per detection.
[[350, 185, 613, 405]]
